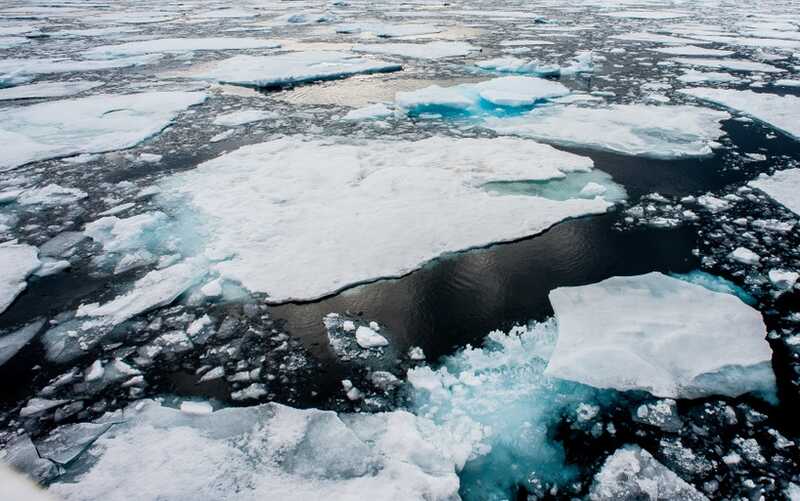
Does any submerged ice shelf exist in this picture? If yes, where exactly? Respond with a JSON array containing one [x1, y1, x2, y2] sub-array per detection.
[[160, 136, 621, 302]]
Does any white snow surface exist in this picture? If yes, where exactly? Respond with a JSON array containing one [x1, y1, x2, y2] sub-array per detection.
[[352, 41, 479, 59], [0, 81, 104, 101], [0, 91, 206, 171], [545, 272, 775, 399], [0, 243, 40, 315], [749, 168, 800, 216], [161, 136, 615, 302], [190, 51, 401, 88], [84, 37, 280, 57], [486, 104, 729, 159], [679, 87, 800, 140], [48, 399, 467, 501]]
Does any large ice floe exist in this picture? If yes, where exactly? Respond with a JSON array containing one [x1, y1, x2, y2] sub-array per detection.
[[544, 272, 775, 399], [0, 242, 40, 315], [0, 55, 162, 87], [485, 104, 729, 159], [679, 88, 800, 140], [189, 51, 401, 88], [160, 136, 620, 302], [83, 37, 281, 57], [670, 57, 785, 73], [0, 91, 206, 171], [749, 168, 800, 216], [47, 399, 469, 501], [395, 76, 570, 114], [0, 81, 104, 101], [352, 41, 479, 59]]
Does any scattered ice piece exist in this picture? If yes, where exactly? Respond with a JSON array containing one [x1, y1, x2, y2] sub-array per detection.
[[230, 383, 267, 401], [161, 136, 613, 302], [545, 272, 775, 399], [580, 182, 607, 197], [335, 22, 441, 38], [769, 269, 799, 289], [610, 32, 701, 44], [730, 247, 761, 265], [84, 212, 166, 253], [0, 91, 206, 171], [634, 400, 682, 432], [408, 346, 425, 361], [85, 38, 280, 57], [652, 45, 733, 56], [679, 88, 800, 140], [187, 315, 212, 336], [342, 320, 356, 332], [180, 401, 213, 416], [775, 79, 800, 87], [84, 360, 105, 381], [0, 242, 41, 314], [353, 41, 479, 59], [0, 81, 104, 101], [342, 103, 393, 121], [17, 184, 87, 206], [486, 104, 729, 159], [199, 366, 224, 382], [671, 57, 785, 73], [191, 51, 401, 89], [0, 319, 45, 367], [677, 70, 744, 84], [355, 326, 388, 349], [590, 445, 708, 500], [212, 109, 278, 127], [749, 168, 800, 216], [20, 397, 67, 417]]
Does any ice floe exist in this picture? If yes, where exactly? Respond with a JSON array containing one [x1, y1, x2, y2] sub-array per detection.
[[0, 319, 45, 367], [47, 399, 467, 501], [679, 88, 800, 140], [651, 45, 734, 56], [161, 136, 616, 302], [749, 168, 800, 216], [212, 109, 278, 127], [486, 104, 729, 159], [0, 55, 162, 87], [190, 51, 401, 88], [341, 103, 393, 121], [671, 57, 785, 73], [84, 38, 281, 57], [0, 91, 206, 171], [0, 242, 40, 315], [335, 22, 441, 38], [0, 81, 104, 101], [352, 41, 479, 59], [545, 272, 775, 399]]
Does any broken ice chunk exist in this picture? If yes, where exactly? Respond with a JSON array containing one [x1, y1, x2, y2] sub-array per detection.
[[355, 326, 388, 349], [0, 242, 40, 314], [769, 269, 799, 289], [341, 103, 393, 121], [180, 401, 214, 415], [212, 109, 279, 127], [748, 168, 800, 216], [0, 319, 45, 367], [545, 272, 775, 399], [730, 247, 761, 265]]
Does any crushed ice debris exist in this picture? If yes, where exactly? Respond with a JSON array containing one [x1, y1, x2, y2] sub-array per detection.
[[190, 51, 401, 89], [0, 91, 206, 171], [486, 104, 729, 159], [545, 272, 775, 399], [680, 88, 800, 140], [161, 136, 617, 302]]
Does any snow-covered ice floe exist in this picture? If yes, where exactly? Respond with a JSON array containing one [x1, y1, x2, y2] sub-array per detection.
[[748, 168, 800, 216], [189, 51, 401, 88], [590, 445, 708, 500], [161, 136, 620, 302], [670, 57, 785, 73], [47, 399, 469, 501], [395, 76, 570, 114], [679, 87, 800, 140], [352, 41, 479, 59], [212, 109, 278, 127], [0, 81, 104, 101], [0, 55, 162, 87], [335, 22, 441, 38], [475, 51, 595, 76], [0, 242, 40, 314], [544, 272, 775, 399], [485, 104, 729, 159], [0, 91, 206, 171], [83, 37, 281, 57]]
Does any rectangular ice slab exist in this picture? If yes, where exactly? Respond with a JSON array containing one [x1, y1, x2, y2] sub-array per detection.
[[190, 51, 401, 88], [0, 243, 40, 314], [679, 87, 800, 140], [47, 400, 464, 501], [486, 104, 729, 159], [0, 91, 206, 171], [162, 136, 615, 302], [545, 272, 775, 399], [749, 168, 800, 216]]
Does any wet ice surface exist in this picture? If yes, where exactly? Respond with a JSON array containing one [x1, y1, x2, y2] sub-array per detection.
[[1, 0, 800, 499]]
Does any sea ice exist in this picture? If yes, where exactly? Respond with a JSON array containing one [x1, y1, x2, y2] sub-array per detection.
[[671, 57, 785, 73], [47, 399, 466, 501], [355, 326, 388, 348], [679, 88, 800, 140], [0, 81, 104, 101], [352, 41, 479, 59], [0, 54, 162, 86], [677, 70, 744, 84], [335, 22, 441, 38], [486, 104, 729, 159], [342, 103, 393, 121], [190, 51, 401, 88], [652, 45, 733, 56], [0, 319, 45, 367], [0, 243, 40, 315], [545, 272, 775, 399], [0, 91, 206, 171], [749, 168, 800, 216], [212, 109, 278, 127], [590, 446, 708, 500], [161, 136, 615, 302], [84, 38, 280, 57]]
